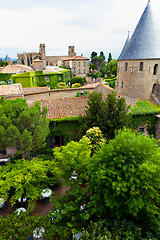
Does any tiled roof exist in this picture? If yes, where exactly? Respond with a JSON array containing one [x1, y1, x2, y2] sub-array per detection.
[[23, 86, 50, 95], [1, 64, 33, 74], [38, 97, 88, 119], [0, 83, 24, 97], [63, 56, 90, 61]]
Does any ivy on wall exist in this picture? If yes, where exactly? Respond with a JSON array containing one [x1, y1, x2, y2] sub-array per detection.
[[129, 100, 160, 136], [0, 73, 12, 83], [49, 117, 82, 145]]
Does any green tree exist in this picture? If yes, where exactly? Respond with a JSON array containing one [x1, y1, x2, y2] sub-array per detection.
[[92, 57, 105, 72], [81, 91, 130, 140], [0, 158, 61, 206], [52, 185, 91, 235], [71, 76, 87, 86], [88, 129, 160, 235], [108, 59, 118, 76], [0, 98, 50, 158], [100, 63, 108, 77], [100, 51, 105, 60], [54, 137, 92, 184], [90, 51, 98, 62], [81, 127, 105, 155], [107, 53, 112, 63], [0, 59, 9, 67]]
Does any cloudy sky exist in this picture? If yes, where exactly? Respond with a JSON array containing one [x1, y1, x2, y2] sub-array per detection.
[[1, 0, 160, 59]]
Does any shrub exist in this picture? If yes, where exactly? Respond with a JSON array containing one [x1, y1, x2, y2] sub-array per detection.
[[72, 83, 81, 88], [56, 82, 69, 89], [71, 77, 86, 86]]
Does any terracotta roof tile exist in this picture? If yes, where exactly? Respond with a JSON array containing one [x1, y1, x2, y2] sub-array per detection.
[[0, 83, 24, 97], [63, 55, 90, 61], [36, 96, 88, 119]]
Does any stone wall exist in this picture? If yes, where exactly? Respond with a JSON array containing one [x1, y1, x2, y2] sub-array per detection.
[[24, 83, 114, 102], [116, 59, 160, 100]]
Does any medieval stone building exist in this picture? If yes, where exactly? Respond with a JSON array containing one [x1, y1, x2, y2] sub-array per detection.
[[116, 1, 160, 101], [17, 45, 76, 69]]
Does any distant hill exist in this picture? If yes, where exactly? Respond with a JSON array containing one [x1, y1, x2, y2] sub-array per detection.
[[0, 57, 17, 63]]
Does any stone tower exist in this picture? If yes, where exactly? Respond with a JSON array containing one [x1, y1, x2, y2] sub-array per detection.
[[116, 1, 160, 100], [39, 43, 46, 60], [68, 46, 76, 57], [39, 43, 46, 68]]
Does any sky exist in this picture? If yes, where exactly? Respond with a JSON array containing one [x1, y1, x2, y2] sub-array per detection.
[[1, 0, 160, 59]]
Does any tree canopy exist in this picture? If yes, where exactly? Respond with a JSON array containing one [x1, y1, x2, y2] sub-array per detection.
[[88, 128, 160, 229], [0, 158, 61, 206], [0, 98, 50, 158], [81, 91, 130, 140], [108, 59, 118, 76]]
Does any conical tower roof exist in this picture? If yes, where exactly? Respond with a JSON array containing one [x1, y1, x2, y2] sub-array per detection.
[[118, 2, 160, 60], [118, 32, 130, 60]]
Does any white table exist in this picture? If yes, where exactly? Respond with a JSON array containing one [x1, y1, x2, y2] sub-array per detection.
[[18, 197, 27, 203], [70, 171, 78, 180], [33, 227, 45, 239], [80, 204, 85, 211], [15, 207, 26, 215], [72, 232, 82, 240], [0, 198, 5, 208], [41, 189, 52, 199]]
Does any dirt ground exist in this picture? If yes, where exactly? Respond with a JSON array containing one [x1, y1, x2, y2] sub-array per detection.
[[0, 181, 70, 218]]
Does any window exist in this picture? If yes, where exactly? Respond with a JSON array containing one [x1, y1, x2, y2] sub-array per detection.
[[121, 81, 123, 88], [74, 70, 76, 74], [78, 62, 80, 66], [84, 62, 86, 67], [139, 62, 143, 71], [32, 77, 34, 84], [45, 76, 50, 82], [74, 62, 76, 67], [153, 64, 158, 75], [125, 62, 128, 71], [27, 57, 30, 66], [37, 77, 39, 82], [79, 69, 81, 73], [84, 69, 86, 73]]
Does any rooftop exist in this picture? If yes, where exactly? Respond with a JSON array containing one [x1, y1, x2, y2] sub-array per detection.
[[0, 83, 24, 97], [118, 3, 160, 60], [38, 97, 88, 119], [63, 55, 90, 61], [1, 64, 33, 74]]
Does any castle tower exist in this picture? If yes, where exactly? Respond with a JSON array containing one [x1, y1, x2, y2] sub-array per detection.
[[116, 1, 160, 100], [39, 43, 46, 68], [39, 43, 46, 60], [68, 46, 76, 57]]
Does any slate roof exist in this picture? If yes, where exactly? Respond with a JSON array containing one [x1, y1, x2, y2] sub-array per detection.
[[118, 3, 160, 60], [38, 97, 88, 119]]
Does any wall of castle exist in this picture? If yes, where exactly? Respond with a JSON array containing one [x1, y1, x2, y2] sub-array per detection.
[[24, 83, 113, 102], [46, 56, 67, 66], [116, 59, 160, 100]]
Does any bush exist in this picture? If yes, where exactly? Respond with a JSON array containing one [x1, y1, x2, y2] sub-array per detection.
[[71, 77, 86, 86], [72, 83, 81, 88], [0, 81, 6, 85], [75, 90, 88, 97], [56, 82, 69, 89]]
